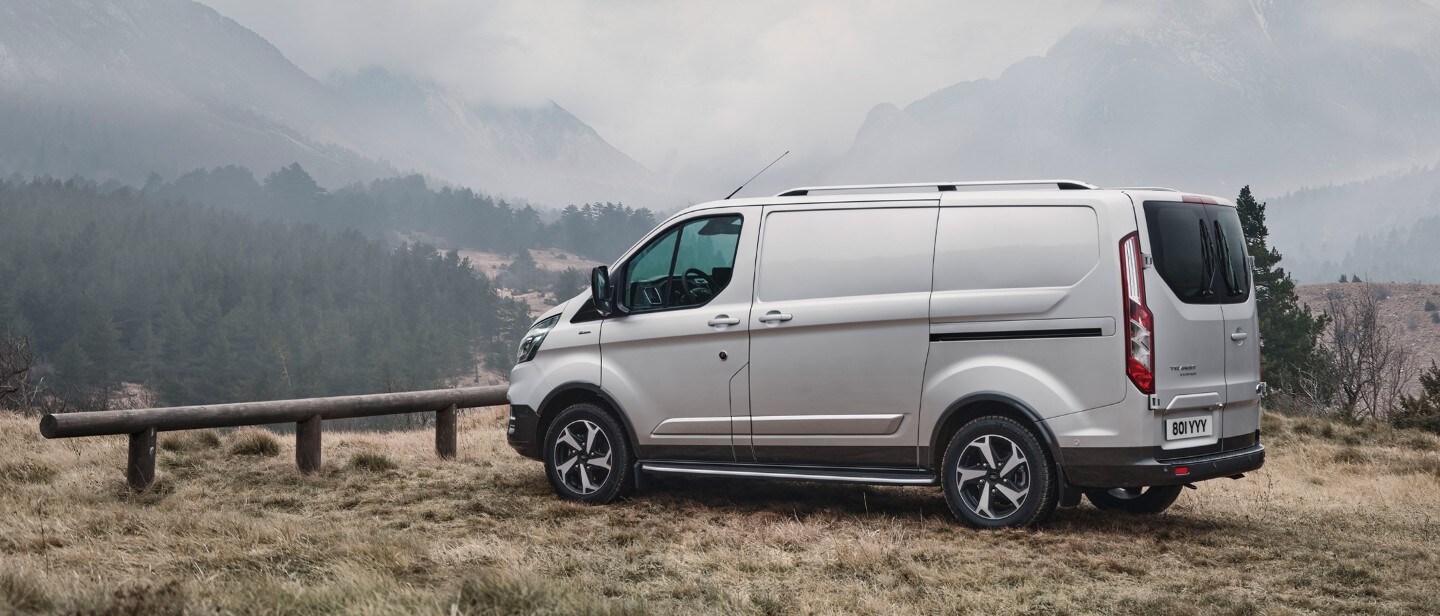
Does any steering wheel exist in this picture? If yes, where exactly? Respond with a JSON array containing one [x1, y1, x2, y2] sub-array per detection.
[[681, 267, 716, 303]]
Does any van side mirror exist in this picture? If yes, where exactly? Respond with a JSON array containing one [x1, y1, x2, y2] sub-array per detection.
[[590, 265, 615, 316]]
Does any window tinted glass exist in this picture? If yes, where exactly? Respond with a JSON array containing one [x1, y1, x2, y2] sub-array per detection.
[[621, 215, 742, 313], [1211, 207, 1251, 302], [670, 216, 742, 309], [624, 228, 677, 311], [1142, 201, 1250, 305], [1144, 202, 1211, 303]]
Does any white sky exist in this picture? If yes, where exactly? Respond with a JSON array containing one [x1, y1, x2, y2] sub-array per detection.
[[197, 0, 1102, 193]]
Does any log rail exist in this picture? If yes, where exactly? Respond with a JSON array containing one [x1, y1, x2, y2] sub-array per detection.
[[39, 385, 508, 489]]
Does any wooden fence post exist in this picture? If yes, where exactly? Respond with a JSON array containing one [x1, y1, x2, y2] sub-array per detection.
[[436, 404, 457, 460], [127, 427, 156, 491], [297, 415, 322, 474]]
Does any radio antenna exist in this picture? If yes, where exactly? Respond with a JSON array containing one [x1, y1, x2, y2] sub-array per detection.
[[724, 151, 789, 199]]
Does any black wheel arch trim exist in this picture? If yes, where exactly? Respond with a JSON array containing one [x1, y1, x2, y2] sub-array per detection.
[[932, 393, 1066, 467], [537, 381, 642, 454], [932, 392, 1079, 506]]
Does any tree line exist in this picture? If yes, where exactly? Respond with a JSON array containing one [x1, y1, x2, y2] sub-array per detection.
[[1239, 186, 1440, 433], [0, 177, 533, 410], [146, 163, 660, 262]]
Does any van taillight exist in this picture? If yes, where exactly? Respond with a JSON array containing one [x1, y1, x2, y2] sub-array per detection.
[[1120, 231, 1155, 394]]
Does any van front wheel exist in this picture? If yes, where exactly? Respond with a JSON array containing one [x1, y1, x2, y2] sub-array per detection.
[[543, 403, 633, 504], [1084, 485, 1182, 514], [941, 416, 1058, 528]]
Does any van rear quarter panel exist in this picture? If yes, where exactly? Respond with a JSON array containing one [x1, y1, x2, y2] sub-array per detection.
[[919, 194, 1136, 452]]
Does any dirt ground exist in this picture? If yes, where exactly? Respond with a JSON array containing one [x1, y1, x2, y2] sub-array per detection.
[[2, 410, 1438, 615]]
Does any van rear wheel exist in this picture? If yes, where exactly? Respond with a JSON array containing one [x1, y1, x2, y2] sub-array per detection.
[[941, 416, 1058, 528], [1084, 485, 1183, 514]]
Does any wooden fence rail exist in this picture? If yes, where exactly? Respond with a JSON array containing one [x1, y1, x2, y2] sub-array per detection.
[[38, 385, 508, 490]]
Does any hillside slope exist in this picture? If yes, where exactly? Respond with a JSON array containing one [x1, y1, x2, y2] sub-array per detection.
[[1295, 283, 1440, 376], [1, 411, 1438, 613]]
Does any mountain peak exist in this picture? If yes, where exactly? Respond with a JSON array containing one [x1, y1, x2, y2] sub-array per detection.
[[825, 0, 1440, 194]]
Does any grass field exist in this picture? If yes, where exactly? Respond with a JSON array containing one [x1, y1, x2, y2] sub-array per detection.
[[2, 410, 1439, 615]]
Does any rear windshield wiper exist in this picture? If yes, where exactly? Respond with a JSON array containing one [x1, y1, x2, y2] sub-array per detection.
[[1213, 221, 1242, 296], [1197, 219, 1216, 297]]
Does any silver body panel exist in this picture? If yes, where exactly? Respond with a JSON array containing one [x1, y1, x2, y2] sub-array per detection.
[[510, 185, 1261, 482]]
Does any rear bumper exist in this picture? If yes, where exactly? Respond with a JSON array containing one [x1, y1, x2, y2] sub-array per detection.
[[1062, 441, 1265, 488], [506, 404, 542, 460]]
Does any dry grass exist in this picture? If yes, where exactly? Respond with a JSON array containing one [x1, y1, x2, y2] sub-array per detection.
[[228, 427, 281, 457], [2, 410, 1439, 614]]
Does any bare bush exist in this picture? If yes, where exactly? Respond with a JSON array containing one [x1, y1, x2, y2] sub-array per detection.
[[1326, 284, 1416, 421], [0, 332, 75, 417]]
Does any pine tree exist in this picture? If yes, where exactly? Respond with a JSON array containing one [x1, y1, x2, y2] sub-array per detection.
[[1339, 274, 1349, 283], [1235, 186, 1330, 398]]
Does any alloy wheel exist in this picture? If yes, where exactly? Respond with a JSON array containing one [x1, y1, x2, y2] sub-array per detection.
[[955, 434, 1031, 520], [551, 419, 613, 495]]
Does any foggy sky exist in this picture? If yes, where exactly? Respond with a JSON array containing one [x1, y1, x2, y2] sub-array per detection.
[[196, 0, 1103, 198]]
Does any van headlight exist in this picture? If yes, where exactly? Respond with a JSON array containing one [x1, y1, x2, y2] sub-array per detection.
[[516, 315, 561, 364]]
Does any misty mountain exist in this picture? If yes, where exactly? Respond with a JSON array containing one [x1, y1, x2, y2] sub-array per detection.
[[327, 68, 663, 208], [0, 0, 662, 206], [1268, 163, 1440, 282], [0, 0, 389, 187], [824, 0, 1440, 198]]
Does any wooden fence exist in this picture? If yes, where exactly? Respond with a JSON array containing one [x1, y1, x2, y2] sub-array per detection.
[[39, 385, 508, 489]]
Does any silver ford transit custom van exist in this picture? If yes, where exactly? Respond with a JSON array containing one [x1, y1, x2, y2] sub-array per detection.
[[506, 180, 1265, 528]]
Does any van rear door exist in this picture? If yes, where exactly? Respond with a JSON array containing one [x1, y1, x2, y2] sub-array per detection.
[[1139, 199, 1228, 454], [1209, 206, 1262, 449]]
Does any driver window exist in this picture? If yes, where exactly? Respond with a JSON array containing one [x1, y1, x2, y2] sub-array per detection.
[[622, 215, 742, 313]]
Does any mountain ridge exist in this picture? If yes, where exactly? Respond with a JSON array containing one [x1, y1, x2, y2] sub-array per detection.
[[0, 0, 664, 207], [825, 0, 1440, 197]]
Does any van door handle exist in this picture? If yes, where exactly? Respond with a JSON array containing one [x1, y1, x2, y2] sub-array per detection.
[[708, 315, 741, 326], [1230, 331, 1248, 341], [758, 310, 793, 323]]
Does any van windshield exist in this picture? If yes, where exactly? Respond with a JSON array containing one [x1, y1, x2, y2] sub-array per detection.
[[1142, 201, 1250, 305]]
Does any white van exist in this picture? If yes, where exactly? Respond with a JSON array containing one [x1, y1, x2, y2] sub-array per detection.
[[506, 180, 1265, 528]]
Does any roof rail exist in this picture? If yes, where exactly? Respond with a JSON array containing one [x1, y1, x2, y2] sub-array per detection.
[[776, 179, 1098, 197], [1111, 186, 1179, 192]]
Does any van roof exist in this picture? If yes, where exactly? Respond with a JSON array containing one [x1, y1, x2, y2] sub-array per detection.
[[667, 180, 1233, 222]]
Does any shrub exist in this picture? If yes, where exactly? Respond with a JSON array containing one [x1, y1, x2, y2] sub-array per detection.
[[228, 428, 280, 457], [1393, 361, 1440, 434], [1332, 447, 1368, 464], [1425, 299, 1438, 312], [0, 460, 56, 485], [159, 430, 222, 452], [347, 451, 397, 472]]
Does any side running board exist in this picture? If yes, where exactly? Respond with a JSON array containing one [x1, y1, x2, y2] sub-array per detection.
[[637, 461, 938, 486]]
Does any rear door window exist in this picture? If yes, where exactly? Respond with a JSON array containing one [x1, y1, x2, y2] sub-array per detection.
[[1210, 207, 1251, 302], [1142, 201, 1250, 304]]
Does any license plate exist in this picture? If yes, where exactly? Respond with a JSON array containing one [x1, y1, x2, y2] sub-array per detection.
[[1165, 415, 1213, 441]]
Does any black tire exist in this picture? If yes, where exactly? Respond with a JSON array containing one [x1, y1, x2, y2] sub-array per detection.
[[543, 403, 633, 504], [1084, 485, 1183, 514], [941, 416, 1058, 528]]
